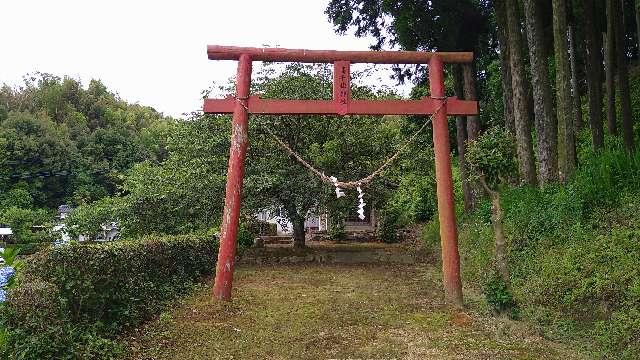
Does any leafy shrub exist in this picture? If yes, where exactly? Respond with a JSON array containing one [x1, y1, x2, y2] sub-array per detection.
[[420, 218, 440, 249], [387, 174, 437, 223], [3, 280, 117, 360], [378, 206, 401, 243], [378, 176, 431, 244], [6, 280, 64, 333], [328, 207, 347, 241], [0, 189, 33, 210], [465, 127, 518, 189], [329, 219, 347, 241], [3, 234, 218, 359], [483, 274, 518, 318], [0, 207, 52, 244], [243, 217, 276, 237], [64, 197, 123, 240], [238, 221, 258, 250]]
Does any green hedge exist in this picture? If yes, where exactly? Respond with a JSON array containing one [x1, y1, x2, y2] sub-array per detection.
[[2, 234, 218, 359]]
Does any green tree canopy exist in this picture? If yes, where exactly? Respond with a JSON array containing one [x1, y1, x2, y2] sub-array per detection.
[[113, 64, 436, 243], [0, 73, 175, 210]]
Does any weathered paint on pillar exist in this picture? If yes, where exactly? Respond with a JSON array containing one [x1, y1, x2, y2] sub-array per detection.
[[213, 54, 252, 301], [429, 55, 463, 306]]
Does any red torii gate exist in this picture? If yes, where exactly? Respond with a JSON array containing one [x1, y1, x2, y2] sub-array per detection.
[[204, 45, 479, 306]]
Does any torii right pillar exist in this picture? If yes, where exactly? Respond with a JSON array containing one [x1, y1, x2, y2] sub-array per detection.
[[429, 55, 463, 306]]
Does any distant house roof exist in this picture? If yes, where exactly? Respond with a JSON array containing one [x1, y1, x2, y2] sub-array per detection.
[[0, 228, 13, 236], [58, 204, 73, 213]]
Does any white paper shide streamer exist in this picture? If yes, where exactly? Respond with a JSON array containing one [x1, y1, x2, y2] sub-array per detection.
[[330, 176, 366, 219], [329, 176, 345, 198], [356, 186, 366, 220]]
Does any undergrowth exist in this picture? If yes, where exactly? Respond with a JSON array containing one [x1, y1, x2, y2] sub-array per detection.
[[424, 145, 640, 359]]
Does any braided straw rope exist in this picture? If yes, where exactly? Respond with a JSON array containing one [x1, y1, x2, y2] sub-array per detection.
[[257, 99, 446, 189]]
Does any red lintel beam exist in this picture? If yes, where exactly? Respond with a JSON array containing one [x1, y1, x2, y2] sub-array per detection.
[[203, 96, 478, 116], [207, 45, 473, 64]]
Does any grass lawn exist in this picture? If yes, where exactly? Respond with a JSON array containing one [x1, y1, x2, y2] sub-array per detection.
[[126, 262, 587, 359]]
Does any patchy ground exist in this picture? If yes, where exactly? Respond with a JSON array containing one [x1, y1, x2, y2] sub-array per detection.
[[127, 248, 587, 360]]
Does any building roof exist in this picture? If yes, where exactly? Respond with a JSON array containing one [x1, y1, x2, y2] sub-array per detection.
[[0, 228, 13, 235], [58, 204, 73, 213]]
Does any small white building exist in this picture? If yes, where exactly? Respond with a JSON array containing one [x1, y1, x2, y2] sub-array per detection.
[[56, 222, 119, 243], [95, 222, 119, 242], [52, 224, 71, 243], [0, 226, 12, 242], [57, 205, 73, 219], [256, 208, 326, 236], [255, 206, 377, 236]]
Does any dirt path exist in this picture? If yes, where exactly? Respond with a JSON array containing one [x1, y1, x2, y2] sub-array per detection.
[[127, 259, 587, 360]]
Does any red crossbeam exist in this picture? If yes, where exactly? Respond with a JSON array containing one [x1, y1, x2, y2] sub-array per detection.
[[204, 96, 478, 116], [208, 45, 473, 64]]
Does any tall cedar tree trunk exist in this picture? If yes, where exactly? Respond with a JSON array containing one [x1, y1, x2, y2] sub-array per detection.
[[584, 0, 605, 150], [569, 26, 584, 133], [292, 214, 306, 248], [552, 0, 577, 182], [606, 2, 618, 135], [453, 66, 474, 212], [613, 0, 635, 151], [463, 63, 481, 208], [636, 2, 640, 53], [495, 0, 516, 136], [463, 63, 480, 141], [523, 0, 559, 185], [479, 179, 510, 283], [504, 0, 538, 185]]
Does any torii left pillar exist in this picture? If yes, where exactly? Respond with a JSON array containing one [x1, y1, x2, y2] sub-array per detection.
[[213, 54, 252, 300]]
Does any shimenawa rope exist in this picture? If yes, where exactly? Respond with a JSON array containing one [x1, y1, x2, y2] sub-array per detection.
[[255, 98, 446, 190]]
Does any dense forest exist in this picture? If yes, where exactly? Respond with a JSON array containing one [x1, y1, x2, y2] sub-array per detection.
[[0, 74, 175, 243], [1, 0, 640, 358], [326, 0, 638, 186]]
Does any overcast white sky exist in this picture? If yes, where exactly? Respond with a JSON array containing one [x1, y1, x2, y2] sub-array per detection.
[[0, 0, 410, 118]]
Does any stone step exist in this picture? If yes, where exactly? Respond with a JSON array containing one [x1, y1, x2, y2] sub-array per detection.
[[239, 249, 419, 265], [259, 236, 293, 245]]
